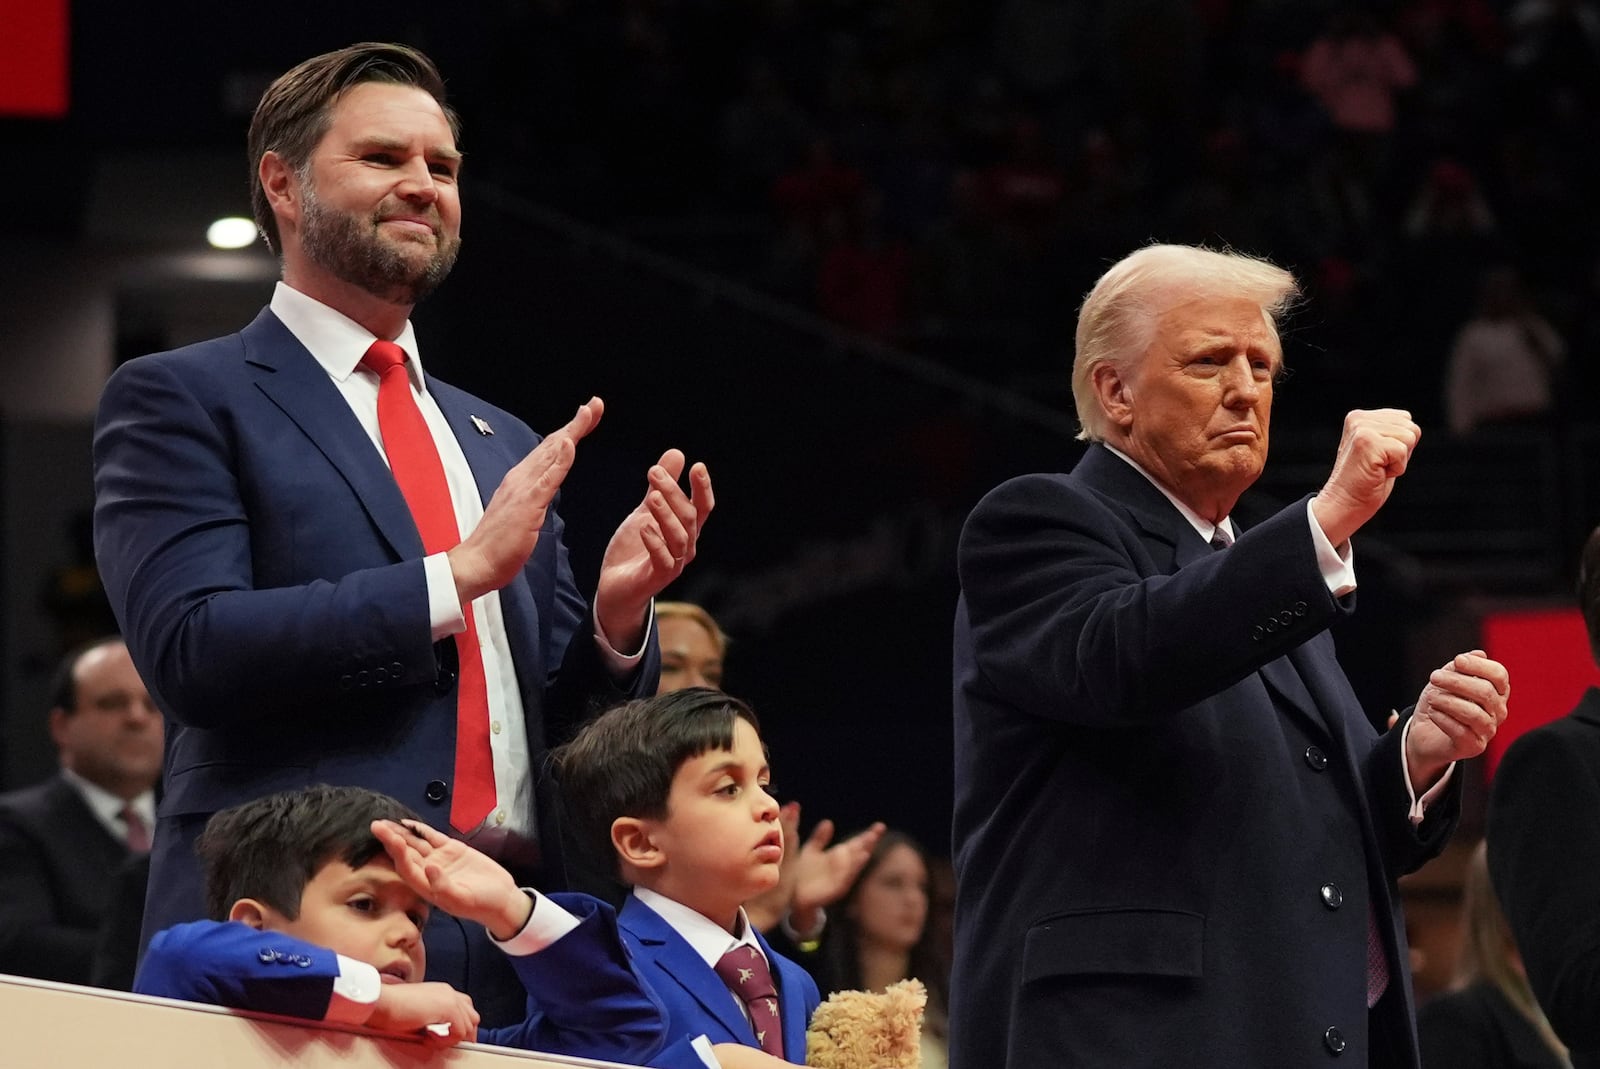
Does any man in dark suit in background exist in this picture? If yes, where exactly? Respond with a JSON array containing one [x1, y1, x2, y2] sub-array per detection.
[[950, 243, 1509, 1068], [91, 43, 713, 1020], [0, 637, 161, 984], [1487, 523, 1600, 1069]]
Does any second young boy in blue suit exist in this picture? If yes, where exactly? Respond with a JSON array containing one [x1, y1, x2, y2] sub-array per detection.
[[557, 689, 821, 1069], [135, 785, 671, 1063]]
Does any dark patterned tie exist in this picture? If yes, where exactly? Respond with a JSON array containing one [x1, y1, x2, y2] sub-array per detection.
[[714, 944, 784, 1058]]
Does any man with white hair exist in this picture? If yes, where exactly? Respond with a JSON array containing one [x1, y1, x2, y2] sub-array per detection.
[[950, 243, 1510, 1067]]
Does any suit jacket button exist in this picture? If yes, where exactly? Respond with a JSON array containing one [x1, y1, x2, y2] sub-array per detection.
[[1320, 883, 1343, 910], [1304, 746, 1328, 771], [1323, 1026, 1346, 1054], [425, 780, 450, 805]]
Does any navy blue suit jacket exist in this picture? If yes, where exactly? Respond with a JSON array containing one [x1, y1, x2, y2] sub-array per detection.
[[950, 445, 1458, 1069], [92, 308, 657, 972], [619, 893, 820, 1067], [135, 893, 669, 1063]]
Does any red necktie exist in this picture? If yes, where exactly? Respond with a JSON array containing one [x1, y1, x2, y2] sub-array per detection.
[[361, 340, 495, 833], [714, 944, 784, 1059], [120, 803, 150, 853]]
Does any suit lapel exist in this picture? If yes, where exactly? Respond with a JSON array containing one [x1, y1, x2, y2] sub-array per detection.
[[620, 897, 754, 1044], [240, 310, 423, 560]]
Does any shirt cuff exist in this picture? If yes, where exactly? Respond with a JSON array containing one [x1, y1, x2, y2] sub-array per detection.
[[1400, 716, 1455, 825], [781, 907, 827, 948], [425, 552, 467, 642], [324, 955, 381, 1025], [489, 890, 581, 954], [691, 1034, 722, 1069], [1305, 499, 1357, 597], [594, 599, 653, 674]]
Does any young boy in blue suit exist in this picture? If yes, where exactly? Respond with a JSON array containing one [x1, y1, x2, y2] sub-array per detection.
[[555, 689, 820, 1069], [133, 784, 670, 1062]]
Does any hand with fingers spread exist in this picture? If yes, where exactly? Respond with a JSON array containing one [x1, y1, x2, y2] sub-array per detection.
[[594, 449, 716, 652], [1310, 408, 1421, 548], [448, 397, 604, 607], [1404, 649, 1511, 788], [368, 980, 480, 1047], [372, 819, 534, 942], [790, 818, 889, 928]]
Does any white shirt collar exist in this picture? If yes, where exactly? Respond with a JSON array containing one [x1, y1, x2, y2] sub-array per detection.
[[269, 281, 426, 390], [634, 886, 766, 970], [1102, 442, 1235, 546]]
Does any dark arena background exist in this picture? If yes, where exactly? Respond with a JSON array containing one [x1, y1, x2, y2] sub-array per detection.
[[5, 0, 1600, 998]]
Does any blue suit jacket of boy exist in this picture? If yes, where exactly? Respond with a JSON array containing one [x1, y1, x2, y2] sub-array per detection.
[[619, 892, 821, 1068], [134, 892, 667, 1065]]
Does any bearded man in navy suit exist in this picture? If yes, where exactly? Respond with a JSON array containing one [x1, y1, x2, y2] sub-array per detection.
[[950, 244, 1509, 1068], [91, 43, 713, 1022]]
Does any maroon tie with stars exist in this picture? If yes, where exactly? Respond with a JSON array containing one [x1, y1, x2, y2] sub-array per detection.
[[714, 944, 784, 1058], [361, 340, 495, 833]]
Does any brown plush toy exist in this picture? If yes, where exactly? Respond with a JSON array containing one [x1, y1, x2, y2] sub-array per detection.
[[804, 978, 926, 1069]]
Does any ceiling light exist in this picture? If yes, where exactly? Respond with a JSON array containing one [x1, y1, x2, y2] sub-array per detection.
[[207, 217, 258, 250]]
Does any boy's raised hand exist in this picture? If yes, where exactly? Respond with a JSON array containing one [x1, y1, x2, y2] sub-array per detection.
[[368, 981, 480, 1048], [372, 819, 533, 941]]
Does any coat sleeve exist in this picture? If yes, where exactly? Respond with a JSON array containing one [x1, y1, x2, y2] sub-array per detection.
[[478, 892, 667, 1064], [959, 477, 1343, 728], [134, 921, 341, 1021], [92, 354, 435, 730]]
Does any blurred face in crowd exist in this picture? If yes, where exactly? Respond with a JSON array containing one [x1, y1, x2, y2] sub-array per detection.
[[277, 81, 463, 306], [657, 615, 725, 693], [849, 842, 930, 954], [1099, 296, 1279, 523], [50, 641, 163, 800]]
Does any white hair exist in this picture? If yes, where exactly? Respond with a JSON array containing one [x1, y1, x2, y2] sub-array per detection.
[[1071, 244, 1300, 441]]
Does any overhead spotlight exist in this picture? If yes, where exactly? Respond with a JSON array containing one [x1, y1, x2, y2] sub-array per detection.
[[207, 216, 258, 249]]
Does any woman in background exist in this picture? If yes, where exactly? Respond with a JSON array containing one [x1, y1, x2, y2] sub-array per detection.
[[808, 830, 949, 1069], [1417, 839, 1569, 1068]]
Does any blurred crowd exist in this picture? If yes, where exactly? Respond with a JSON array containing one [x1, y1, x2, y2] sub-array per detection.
[[480, 0, 1600, 431]]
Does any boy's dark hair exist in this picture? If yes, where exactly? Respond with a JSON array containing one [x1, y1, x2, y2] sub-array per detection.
[[552, 688, 762, 881], [197, 784, 420, 921], [248, 41, 459, 255]]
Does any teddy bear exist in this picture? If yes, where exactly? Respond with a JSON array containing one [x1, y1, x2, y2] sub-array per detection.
[[804, 978, 926, 1069]]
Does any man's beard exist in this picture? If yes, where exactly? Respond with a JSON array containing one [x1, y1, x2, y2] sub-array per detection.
[[298, 182, 461, 305]]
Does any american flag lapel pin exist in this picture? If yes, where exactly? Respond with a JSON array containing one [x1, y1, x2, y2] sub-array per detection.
[[470, 414, 494, 436]]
